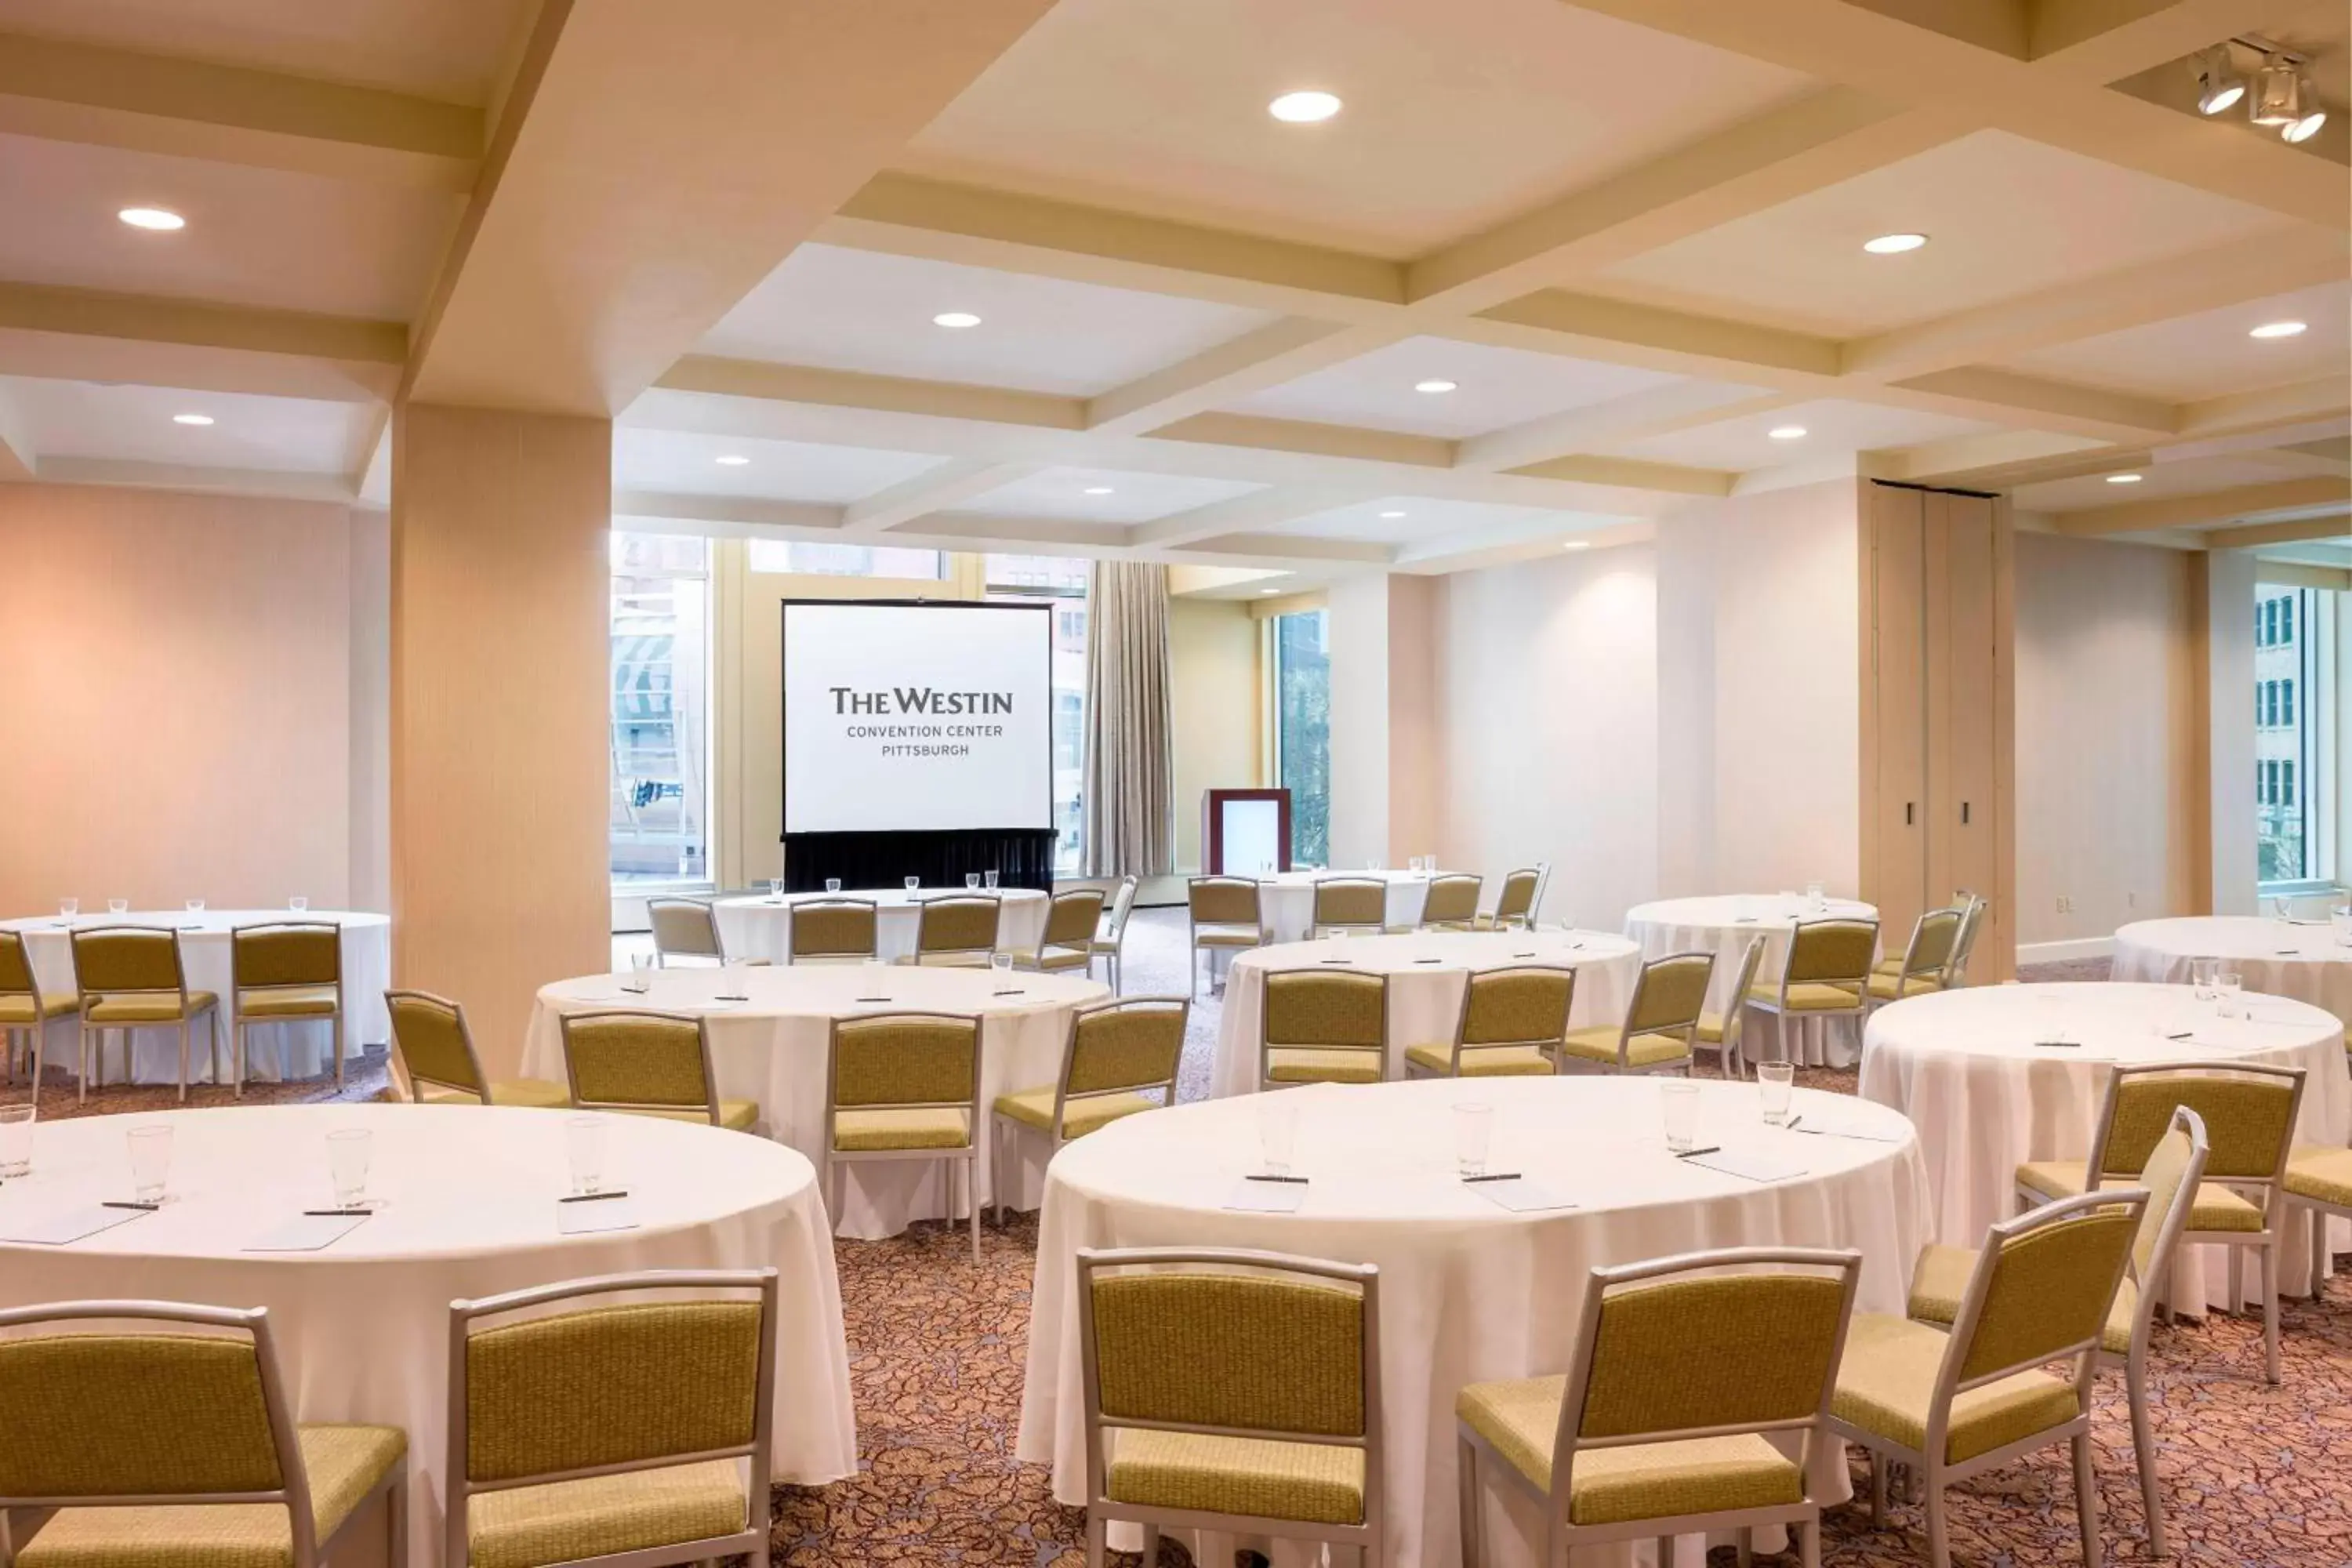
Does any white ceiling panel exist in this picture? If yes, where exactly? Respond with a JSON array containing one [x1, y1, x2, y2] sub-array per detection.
[[1995, 281, 2352, 402], [2013, 455, 2339, 514], [2, 376, 370, 470], [612, 430, 946, 502], [960, 466, 1265, 523], [1273, 495, 1589, 544], [1230, 336, 1683, 439], [1599, 400, 1994, 470]]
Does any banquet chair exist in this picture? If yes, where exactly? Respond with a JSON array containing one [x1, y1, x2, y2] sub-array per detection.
[[2285, 1140, 2352, 1305], [908, 894, 1001, 967], [1745, 917, 1878, 1067], [826, 1011, 985, 1261], [1417, 873, 1483, 932], [0, 929, 77, 1105], [1942, 894, 1991, 988], [1189, 876, 1265, 995], [230, 921, 344, 1095], [1866, 908, 1964, 1011], [1089, 874, 1141, 991], [789, 898, 879, 964], [1829, 1189, 2147, 1568], [1403, 966, 1574, 1079], [1018, 887, 1107, 974], [0, 1299, 407, 1568], [558, 1011, 760, 1131], [70, 924, 219, 1105], [1475, 865, 1547, 931], [1313, 878, 1390, 938], [1075, 1247, 1383, 1568], [1691, 937, 1766, 1079], [443, 1269, 775, 1568], [386, 989, 570, 1108], [648, 897, 762, 968], [1261, 969, 1388, 1088], [992, 996, 1187, 1221], [1914, 1107, 2208, 1559], [1555, 953, 1711, 1074], [1457, 1247, 1861, 1568], [2014, 1061, 2304, 1384]]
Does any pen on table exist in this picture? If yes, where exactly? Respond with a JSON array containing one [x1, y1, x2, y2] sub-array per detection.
[[559, 1190, 631, 1204], [101, 1200, 161, 1211], [1244, 1174, 1308, 1184], [303, 1208, 371, 1218], [1782, 1116, 1803, 1131], [1673, 1145, 1723, 1159], [1461, 1172, 1523, 1184]]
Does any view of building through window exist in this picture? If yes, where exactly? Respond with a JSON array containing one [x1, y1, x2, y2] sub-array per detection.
[[609, 532, 710, 887], [1273, 608, 1331, 868], [746, 540, 943, 579], [985, 555, 1090, 874], [2255, 584, 2328, 885]]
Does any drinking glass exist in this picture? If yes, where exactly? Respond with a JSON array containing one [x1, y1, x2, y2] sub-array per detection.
[[904, 877, 920, 893], [623, 952, 655, 994], [185, 898, 205, 914], [2190, 957, 2219, 1001], [566, 1115, 606, 1197], [2214, 970, 2244, 1019], [58, 898, 78, 919], [0, 1104, 34, 1178], [2332, 905, 2352, 947], [965, 873, 982, 890], [985, 869, 1000, 890], [107, 898, 129, 916], [826, 878, 842, 894], [325, 1128, 371, 1207], [1454, 1102, 1494, 1178], [1805, 880, 1825, 912], [768, 877, 784, 901], [991, 953, 1015, 977], [1258, 1094, 1298, 1178], [1757, 1062, 1795, 1126], [127, 1125, 172, 1203], [1660, 1082, 1700, 1154], [289, 896, 309, 913]]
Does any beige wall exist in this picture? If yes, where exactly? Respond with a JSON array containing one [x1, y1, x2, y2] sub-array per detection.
[[0, 484, 358, 915], [1386, 573, 1442, 862], [1326, 573, 1391, 869], [2205, 550, 2259, 912], [2013, 531, 2201, 947], [1168, 597, 1261, 873]]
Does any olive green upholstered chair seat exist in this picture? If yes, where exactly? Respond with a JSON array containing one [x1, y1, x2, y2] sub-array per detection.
[[1865, 907, 1964, 1010], [1744, 980, 1864, 1011], [1404, 966, 1573, 1080], [1555, 1028, 1690, 1069], [558, 1011, 758, 1133], [1403, 1042, 1554, 1076], [1105, 1431, 1365, 1526], [1456, 1247, 1860, 1568], [0, 990, 77, 1025], [1189, 877, 1264, 995], [390, 989, 569, 1109], [994, 1086, 1161, 1137], [613, 1100, 761, 1132], [1265, 1046, 1383, 1083], [84, 989, 220, 1023], [1473, 865, 1546, 931], [416, 1078, 573, 1109], [828, 1011, 985, 1258], [464, 1461, 746, 1568], [2015, 1162, 2261, 1229], [1014, 888, 1105, 973], [237, 985, 340, 1018], [0, 938, 77, 1098], [833, 1105, 971, 1149], [1258, 969, 1388, 1089], [993, 998, 1185, 1222], [1555, 953, 1711, 1076], [1831, 1315, 2082, 1463], [2286, 1144, 2352, 1315]]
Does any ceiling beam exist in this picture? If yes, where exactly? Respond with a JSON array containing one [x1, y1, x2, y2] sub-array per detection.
[[1457, 386, 1790, 474], [2201, 511, 2352, 549], [1127, 485, 1380, 550], [843, 458, 1040, 533], [26, 457, 357, 503], [0, 31, 481, 190], [2053, 476, 2352, 534], [2248, 560, 2350, 590], [0, 282, 405, 368], [1082, 318, 1381, 436]]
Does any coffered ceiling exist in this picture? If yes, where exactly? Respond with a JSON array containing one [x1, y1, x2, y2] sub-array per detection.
[[0, 0, 2344, 587]]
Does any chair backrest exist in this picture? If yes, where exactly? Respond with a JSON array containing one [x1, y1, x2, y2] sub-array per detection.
[[1061, 996, 1188, 1109], [648, 898, 722, 961], [0, 1301, 321, 1565], [1784, 918, 1877, 988], [2086, 1062, 2303, 1188], [559, 1011, 722, 1123], [0, 931, 34, 996], [828, 1011, 981, 1116], [1549, 1248, 1859, 1497], [790, 899, 877, 961], [231, 923, 341, 992], [1719, 937, 1768, 1051], [1262, 969, 1386, 1050], [1314, 878, 1388, 930], [1623, 952, 1714, 1038], [1456, 966, 1575, 1056], [1491, 867, 1541, 926], [446, 1271, 775, 1568], [1940, 1190, 2146, 1398], [1419, 873, 1482, 926], [387, 989, 488, 1098], [2128, 1107, 2209, 1305], [1103, 875, 1141, 942], [1896, 907, 1963, 984], [1945, 894, 1990, 986], [69, 926, 183, 996], [1077, 1247, 1379, 1525], [915, 895, 1000, 957], [1189, 876, 1261, 928], [1043, 888, 1107, 949]]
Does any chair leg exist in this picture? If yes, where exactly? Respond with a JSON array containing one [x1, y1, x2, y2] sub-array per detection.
[[2228, 1246, 2244, 1316], [1798, 1515, 1820, 1568], [333, 1011, 345, 1088], [2128, 1352, 2166, 1558], [1735, 1526, 1753, 1568], [1139, 1524, 1160, 1566], [2073, 1431, 2103, 1568], [1869, 1449, 1888, 1526], [966, 1159, 980, 1264], [177, 1020, 189, 1103], [1457, 1433, 1483, 1568], [1655, 1534, 1674, 1567], [2259, 1241, 2280, 1385], [1085, 1516, 1105, 1568], [387, 1474, 407, 1567], [76, 1026, 87, 1105], [2312, 1206, 2329, 1302], [1925, 1474, 1951, 1568]]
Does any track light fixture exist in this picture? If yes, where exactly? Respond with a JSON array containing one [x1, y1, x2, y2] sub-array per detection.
[[2193, 46, 2244, 114], [2249, 58, 2299, 125], [2201, 38, 2328, 144]]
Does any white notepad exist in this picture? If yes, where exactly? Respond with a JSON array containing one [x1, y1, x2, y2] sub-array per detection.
[[1788, 1116, 1906, 1144], [1469, 1178, 1576, 1213], [243, 1212, 369, 1253], [1679, 1149, 1808, 1183], [558, 1196, 641, 1235], [1223, 1178, 1308, 1214], [0, 1204, 154, 1246]]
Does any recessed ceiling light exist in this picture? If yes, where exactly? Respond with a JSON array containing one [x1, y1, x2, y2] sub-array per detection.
[[1260, 587, 1281, 595], [1269, 90, 1341, 124], [1414, 379, 1458, 394], [171, 413, 214, 426], [118, 207, 184, 230], [1378, 510, 1407, 519], [1083, 486, 1115, 495], [2249, 320, 2307, 339], [1862, 232, 1927, 255], [1561, 540, 1592, 550], [714, 455, 750, 466], [2104, 473, 2144, 485], [931, 311, 981, 329], [1767, 425, 1808, 441]]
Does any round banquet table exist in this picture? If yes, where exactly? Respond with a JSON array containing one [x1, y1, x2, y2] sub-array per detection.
[[1018, 1076, 1929, 1568], [1858, 982, 2351, 1309], [2112, 916, 2352, 1027], [521, 962, 1109, 1238], [1210, 930, 1642, 1098], [711, 885, 1051, 966], [1624, 894, 1879, 1067], [1255, 869, 1443, 942], [0, 1104, 855, 1566], [0, 909, 389, 1085]]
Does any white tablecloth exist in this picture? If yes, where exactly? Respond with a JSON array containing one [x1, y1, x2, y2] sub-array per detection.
[[1019, 1076, 1927, 1568], [0, 1104, 855, 1565], [1624, 895, 1880, 1067], [1857, 982, 2351, 1308], [1210, 931, 1642, 1098], [2113, 916, 2352, 1028], [521, 963, 1109, 1238], [712, 887, 1051, 966], [2, 910, 390, 1085], [1256, 870, 1439, 942]]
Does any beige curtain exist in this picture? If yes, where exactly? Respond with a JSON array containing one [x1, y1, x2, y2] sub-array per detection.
[[1081, 561, 1174, 877]]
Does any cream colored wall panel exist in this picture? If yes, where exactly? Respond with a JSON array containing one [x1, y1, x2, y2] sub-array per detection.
[[1168, 597, 1262, 872]]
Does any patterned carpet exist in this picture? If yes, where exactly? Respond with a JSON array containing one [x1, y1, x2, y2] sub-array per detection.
[[13, 923, 2347, 1566]]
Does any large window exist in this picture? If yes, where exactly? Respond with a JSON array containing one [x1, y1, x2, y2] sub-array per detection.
[[985, 555, 1089, 875], [2256, 585, 2333, 886], [1272, 608, 1330, 869], [746, 540, 942, 579], [610, 533, 711, 887]]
